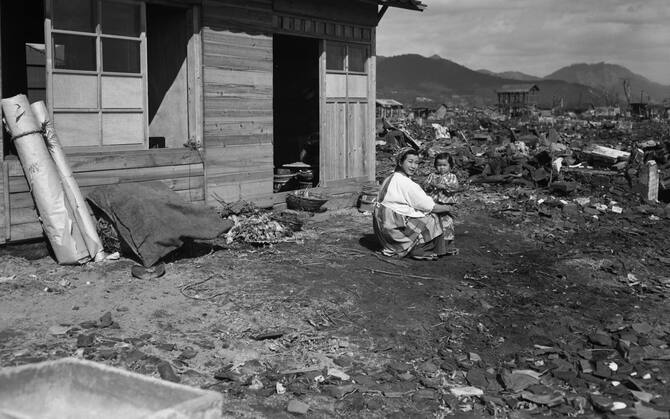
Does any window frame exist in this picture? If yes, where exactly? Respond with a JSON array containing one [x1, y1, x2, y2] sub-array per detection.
[[346, 44, 367, 74], [47, 0, 148, 151], [50, 0, 145, 77], [325, 41, 369, 76]]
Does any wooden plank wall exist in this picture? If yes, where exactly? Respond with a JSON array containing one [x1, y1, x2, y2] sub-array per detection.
[[201, 0, 274, 206], [272, 14, 373, 43], [0, 2, 5, 244], [201, 0, 377, 207], [347, 101, 369, 179], [323, 100, 370, 183], [6, 149, 204, 241], [323, 102, 347, 181]]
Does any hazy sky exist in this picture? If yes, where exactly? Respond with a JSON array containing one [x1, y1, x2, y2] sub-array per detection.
[[376, 0, 670, 85]]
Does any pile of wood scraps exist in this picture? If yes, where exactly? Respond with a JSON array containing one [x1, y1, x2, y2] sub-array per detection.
[[225, 213, 294, 245]]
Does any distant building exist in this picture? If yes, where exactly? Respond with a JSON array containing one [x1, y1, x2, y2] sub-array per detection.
[[496, 84, 539, 117], [407, 106, 435, 126], [376, 99, 404, 120], [630, 102, 664, 119]]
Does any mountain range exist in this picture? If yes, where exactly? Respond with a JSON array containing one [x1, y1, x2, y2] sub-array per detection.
[[544, 63, 670, 104], [476, 69, 539, 82], [377, 55, 670, 110]]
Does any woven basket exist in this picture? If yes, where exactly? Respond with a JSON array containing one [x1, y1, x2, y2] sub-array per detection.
[[286, 190, 328, 212]]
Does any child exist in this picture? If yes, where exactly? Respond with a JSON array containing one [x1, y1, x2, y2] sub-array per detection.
[[422, 152, 459, 254]]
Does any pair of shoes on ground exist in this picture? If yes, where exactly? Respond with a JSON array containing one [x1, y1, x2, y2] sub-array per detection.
[[412, 248, 459, 260]]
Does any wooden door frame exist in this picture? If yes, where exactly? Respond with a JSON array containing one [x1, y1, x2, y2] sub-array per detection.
[[186, 4, 203, 149], [320, 39, 374, 185], [319, 39, 327, 186], [367, 28, 376, 182], [0, 2, 8, 242]]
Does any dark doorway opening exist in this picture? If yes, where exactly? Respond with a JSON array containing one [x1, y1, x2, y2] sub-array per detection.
[[146, 4, 189, 149], [273, 34, 319, 192], [1, 0, 45, 156]]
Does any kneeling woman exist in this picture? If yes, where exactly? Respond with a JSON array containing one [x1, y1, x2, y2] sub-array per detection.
[[373, 147, 453, 260]]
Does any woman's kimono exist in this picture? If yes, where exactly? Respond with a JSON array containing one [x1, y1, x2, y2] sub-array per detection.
[[372, 172, 443, 257]]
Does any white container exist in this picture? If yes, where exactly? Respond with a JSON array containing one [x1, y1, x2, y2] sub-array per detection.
[[0, 358, 222, 419]]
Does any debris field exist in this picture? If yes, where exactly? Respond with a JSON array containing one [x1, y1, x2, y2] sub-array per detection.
[[1, 109, 670, 418]]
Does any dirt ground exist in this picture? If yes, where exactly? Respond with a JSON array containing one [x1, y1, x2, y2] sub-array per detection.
[[1, 182, 670, 418]]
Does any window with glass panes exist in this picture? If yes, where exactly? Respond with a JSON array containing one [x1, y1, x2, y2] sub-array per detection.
[[326, 43, 367, 74], [325, 42, 368, 99], [49, 0, 146, 148], [322, 40, 371, 182]]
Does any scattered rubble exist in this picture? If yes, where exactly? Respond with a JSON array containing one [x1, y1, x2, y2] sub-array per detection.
[[371, 109, 670, 417], [1, 108, 669, 418], [378, 109, 670, 209]]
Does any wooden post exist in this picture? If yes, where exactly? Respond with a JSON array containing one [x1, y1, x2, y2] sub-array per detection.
[[0, 0, 7, 243], [368, 29, 376, 182], [319, 40, 327, 187]]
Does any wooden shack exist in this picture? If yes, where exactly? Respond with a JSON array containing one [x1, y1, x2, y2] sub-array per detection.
[[375, 98, 404, 120], [0, 0, 426, 243], [496, 84, 539, 117]]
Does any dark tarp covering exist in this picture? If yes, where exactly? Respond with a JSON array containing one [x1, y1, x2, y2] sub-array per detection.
[[87, 182, 233, 267]]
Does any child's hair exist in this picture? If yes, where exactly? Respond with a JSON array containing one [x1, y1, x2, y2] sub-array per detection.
[[434, 152, 455, 168]]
